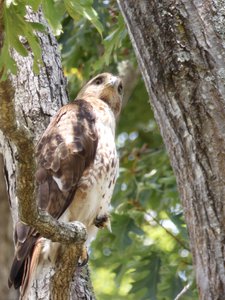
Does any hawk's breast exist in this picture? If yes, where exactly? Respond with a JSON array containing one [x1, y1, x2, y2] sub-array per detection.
[[61, 100, 118, 242]]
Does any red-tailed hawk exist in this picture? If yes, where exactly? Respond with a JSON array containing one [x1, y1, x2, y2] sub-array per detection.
[[8, 73, 123, 295]]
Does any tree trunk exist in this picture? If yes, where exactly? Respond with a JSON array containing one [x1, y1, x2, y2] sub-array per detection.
[[118, 1, 225, 299], [0, 8, 95, 300]]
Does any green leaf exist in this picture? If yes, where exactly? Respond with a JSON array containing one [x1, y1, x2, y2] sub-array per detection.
[[64, 0, 103, 36], [32, 59, 39, 74], [28, 0, 42, 11], [29, 22, 46, 32], [112, 214, 143, 252], [158, 266, 184, 300], [169, 212, 189, 242], [1, 1, 45, 78], [11, 36, 28, 57], [5, 0, 16, 8], [93, 14, 126, 70], [42, 0, 65, 35], [0, 43, 17, 79], [131, 255, 161, 300], [26, 32, 42, 73]]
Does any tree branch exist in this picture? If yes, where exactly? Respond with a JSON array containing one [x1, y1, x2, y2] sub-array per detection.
[[174, 282, 191, 300], [51, 244, 83, 299], [145, 211, 188, 250]]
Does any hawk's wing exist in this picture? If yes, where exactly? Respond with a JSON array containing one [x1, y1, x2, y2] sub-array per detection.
[[9, 99, 98, 290], [36, 99, 98, 217]]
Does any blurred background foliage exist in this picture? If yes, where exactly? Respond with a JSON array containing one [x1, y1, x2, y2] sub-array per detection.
[[2, 0, 198, 299]]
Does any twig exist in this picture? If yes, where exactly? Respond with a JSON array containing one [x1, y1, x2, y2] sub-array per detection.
[[174, 282, 191, 300], [146, 211, 188, 250]]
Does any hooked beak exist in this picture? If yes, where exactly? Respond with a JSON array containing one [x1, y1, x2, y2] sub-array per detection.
[[108, 76, 119, 87]]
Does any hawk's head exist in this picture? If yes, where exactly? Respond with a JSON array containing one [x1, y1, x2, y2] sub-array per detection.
[[77, 73, 123, 117]]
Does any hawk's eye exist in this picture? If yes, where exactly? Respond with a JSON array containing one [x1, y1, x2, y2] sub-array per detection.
[[94, 77, 104, 85], [118, 83, 123, 94]]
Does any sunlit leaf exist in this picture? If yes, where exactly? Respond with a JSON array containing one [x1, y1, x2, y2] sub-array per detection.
[[64, 0, 103, 36], [112, 214, 144, 252], [93, 14, 126, 70], [131, 255, 161, 300], [42, 0, 65, 35], [29, 22, 46, 32], [28, 0, 42, 11], [1, 1, 44, 78]]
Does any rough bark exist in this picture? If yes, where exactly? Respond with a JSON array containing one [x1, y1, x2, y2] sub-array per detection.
[[118, 1, 225, 299], [0, 8, 95, 300]]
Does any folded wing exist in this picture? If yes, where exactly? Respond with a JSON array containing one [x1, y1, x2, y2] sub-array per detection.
[[8, 99, 98, 291]]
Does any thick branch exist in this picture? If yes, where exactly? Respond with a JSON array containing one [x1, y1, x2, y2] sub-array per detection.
[[51, 244, 83, 299]]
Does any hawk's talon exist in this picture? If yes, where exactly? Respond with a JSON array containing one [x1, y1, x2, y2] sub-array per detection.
[[78, 246, 89, 266], [94, 214, 109, 229]]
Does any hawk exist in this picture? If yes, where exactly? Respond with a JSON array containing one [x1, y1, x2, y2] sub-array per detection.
[[8, 72, 123, 295]]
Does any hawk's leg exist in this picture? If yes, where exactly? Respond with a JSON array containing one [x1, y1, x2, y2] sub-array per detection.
[[94, 214, 109, 229]]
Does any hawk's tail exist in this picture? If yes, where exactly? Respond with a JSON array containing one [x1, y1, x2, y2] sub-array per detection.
[[8, 236, 41, 297]]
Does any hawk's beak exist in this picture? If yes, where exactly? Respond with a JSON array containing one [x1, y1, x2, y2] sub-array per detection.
[[108, 76, 118, 87], [106, 219, 112, 232]]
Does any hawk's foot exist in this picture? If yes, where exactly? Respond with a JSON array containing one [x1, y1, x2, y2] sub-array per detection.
[[78, 245, 89, 267], [94, 214, 110, 230]]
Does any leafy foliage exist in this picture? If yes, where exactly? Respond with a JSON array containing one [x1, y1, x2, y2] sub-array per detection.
[[64, 0, 103, 36], [0, 0, 105, 79], [0, 1, 43, 79], [90, 93, 197, 298], [58, 0, 130, 99]]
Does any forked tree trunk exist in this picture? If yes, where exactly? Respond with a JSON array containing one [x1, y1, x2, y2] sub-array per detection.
[[118, 1, 225, 299], [0, 8, 95, 300]]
